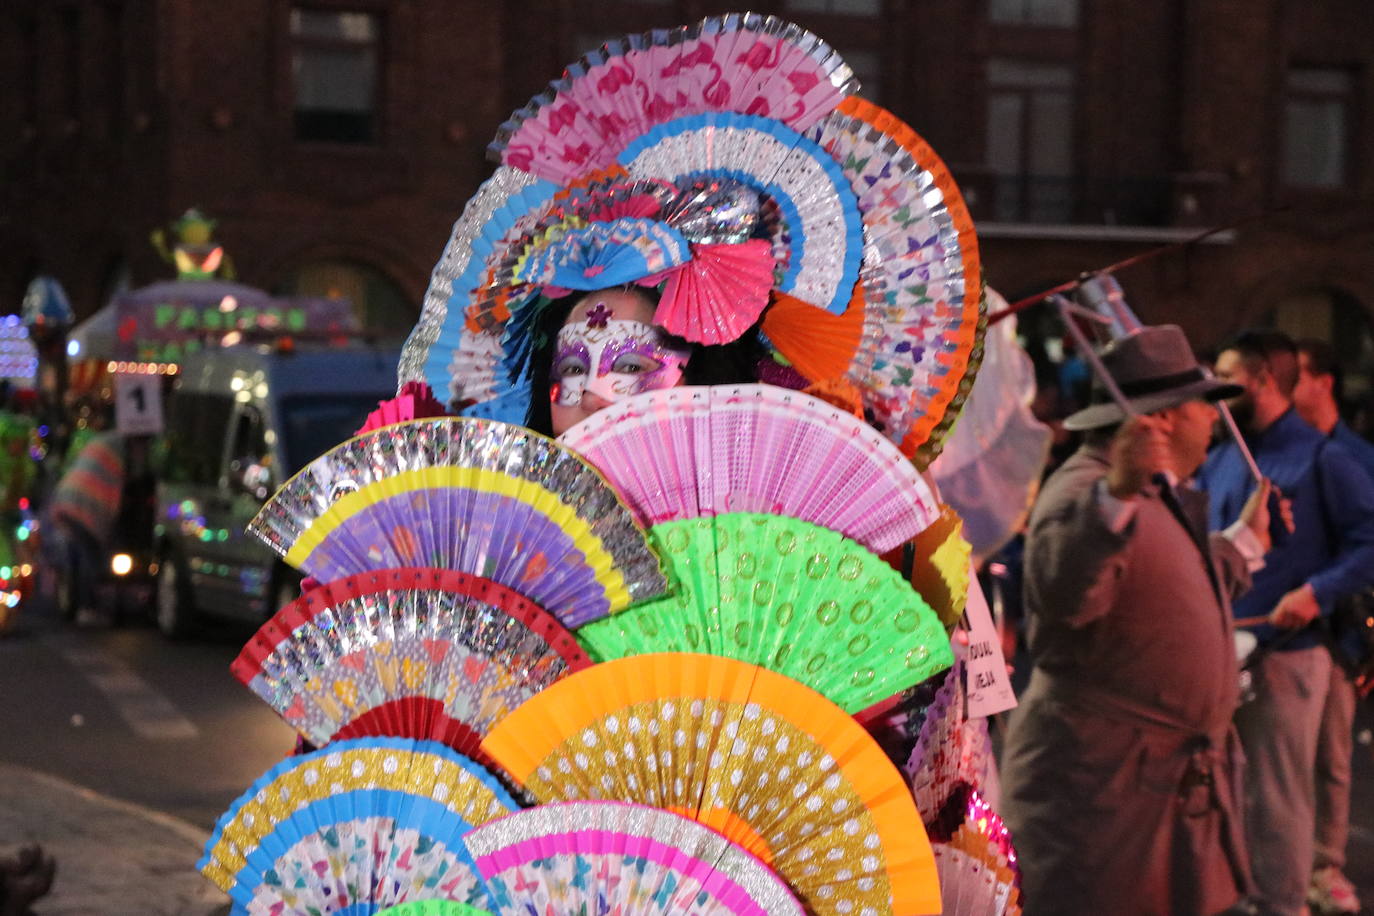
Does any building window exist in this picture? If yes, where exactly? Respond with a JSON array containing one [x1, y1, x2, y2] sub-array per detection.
[[988, 0, 1078, 27], [1282, 66, 1355, 189], [287, 259, 413, 334], [985, 58, 1075, 222], [290, 8, 380, 144], [1268, 288, 1374, 409], [785, 0, 883, 15]]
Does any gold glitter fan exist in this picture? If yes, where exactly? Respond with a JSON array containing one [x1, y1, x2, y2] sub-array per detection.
[[481, 653, 941, 915]]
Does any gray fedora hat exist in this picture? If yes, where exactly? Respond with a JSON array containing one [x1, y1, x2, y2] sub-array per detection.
[[1063, 324, 1242, 431]]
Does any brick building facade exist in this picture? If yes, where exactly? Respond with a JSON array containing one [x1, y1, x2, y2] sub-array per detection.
[[3, 0, 1373, 382]]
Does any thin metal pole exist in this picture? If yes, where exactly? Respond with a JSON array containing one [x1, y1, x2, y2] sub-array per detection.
[[1213, 394, 1265, 485], [989, 207, 1289, 326], [1053, 296, 1138, 419]]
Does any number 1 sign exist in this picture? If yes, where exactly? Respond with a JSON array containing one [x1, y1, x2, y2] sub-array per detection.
[[114, 373, 164, 437]]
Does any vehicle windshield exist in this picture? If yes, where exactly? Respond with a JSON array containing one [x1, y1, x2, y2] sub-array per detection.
[[280, 393, 389, 474]]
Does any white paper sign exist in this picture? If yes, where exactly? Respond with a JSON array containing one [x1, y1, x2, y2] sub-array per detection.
[[963, 565, 1017, 717], [114, 373, 164, 436]]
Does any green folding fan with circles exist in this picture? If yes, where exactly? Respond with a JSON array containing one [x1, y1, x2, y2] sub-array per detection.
[[575, 512, 952, 712]]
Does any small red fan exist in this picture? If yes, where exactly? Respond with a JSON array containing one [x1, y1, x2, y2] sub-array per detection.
[[654, 239, 777, 345], [356, 381, 449, 435], [232, 567, 591, 754]]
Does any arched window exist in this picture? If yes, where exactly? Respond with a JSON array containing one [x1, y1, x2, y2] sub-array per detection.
[[1265, 287, 1374, 418], [284, 259, 415, 335]]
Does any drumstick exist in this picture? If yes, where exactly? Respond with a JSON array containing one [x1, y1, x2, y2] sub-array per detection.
[[1233, 615, 1270, 628]]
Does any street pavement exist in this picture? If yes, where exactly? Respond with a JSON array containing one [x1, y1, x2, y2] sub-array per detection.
[[1, 601, 1371, 915], [4, 734, 1372, 915], [0, 762, 229, 915]]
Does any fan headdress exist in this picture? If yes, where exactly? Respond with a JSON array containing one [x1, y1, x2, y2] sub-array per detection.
[[400, 12, 984, 466]]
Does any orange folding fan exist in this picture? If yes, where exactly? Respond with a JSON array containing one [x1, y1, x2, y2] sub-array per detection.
[[481, 653, 942, 916]]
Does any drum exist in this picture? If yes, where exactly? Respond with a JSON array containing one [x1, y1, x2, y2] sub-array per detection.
[[1235, 630, 1260, 706]]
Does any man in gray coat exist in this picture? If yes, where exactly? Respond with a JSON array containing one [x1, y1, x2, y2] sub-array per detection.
[[1001, 325, 1280, 915]]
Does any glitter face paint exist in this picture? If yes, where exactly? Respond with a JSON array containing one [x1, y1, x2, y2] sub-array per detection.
[[551, 318, 690, 407]]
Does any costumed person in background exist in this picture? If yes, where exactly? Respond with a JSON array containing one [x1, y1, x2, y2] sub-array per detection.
[[45, 419, 125, 623], [1201, 331, 1374, 916], [1292, 338, 1373, 916], [1000, 325, 1277, 916]]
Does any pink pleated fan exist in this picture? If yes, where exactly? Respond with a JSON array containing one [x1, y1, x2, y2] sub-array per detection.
[[654, 239, 776, 345], [490, 14, 858, 185], [557, 383, 939, 555], [467, 800, 806, 915]]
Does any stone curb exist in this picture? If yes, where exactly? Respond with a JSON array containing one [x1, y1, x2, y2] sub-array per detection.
[[0, 763, 229, 916]]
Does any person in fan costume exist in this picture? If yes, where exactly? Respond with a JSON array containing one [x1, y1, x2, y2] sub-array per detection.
[[526, 286, 765, 437], [539, 288, 691, 437], [334, 12, 992, 912]]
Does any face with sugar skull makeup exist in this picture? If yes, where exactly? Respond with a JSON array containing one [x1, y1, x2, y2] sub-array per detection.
[[549, 288, 691, 436]]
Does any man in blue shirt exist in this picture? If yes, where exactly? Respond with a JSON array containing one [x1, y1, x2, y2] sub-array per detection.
[[1197, 329, 1374, 916], [1293, 338, 1374, 915]]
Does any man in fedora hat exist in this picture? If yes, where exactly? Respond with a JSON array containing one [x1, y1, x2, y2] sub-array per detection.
[[1197, 329, 1374, 916], [1001, 324, 1277, 915]]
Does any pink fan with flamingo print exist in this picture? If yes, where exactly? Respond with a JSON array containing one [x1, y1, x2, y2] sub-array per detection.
[[489, 14, 857, 185]]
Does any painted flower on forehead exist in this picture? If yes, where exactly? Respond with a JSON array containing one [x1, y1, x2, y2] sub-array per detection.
[[551, 318, 690, 408], [585, 302, 612, 329]]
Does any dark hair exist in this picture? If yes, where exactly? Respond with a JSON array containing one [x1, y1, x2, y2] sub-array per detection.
[[1296, 337, 1344, 403], [1221, 328, 1299, 397], [1083, 424, 1119, 448], [523, 287, 763, 436]]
